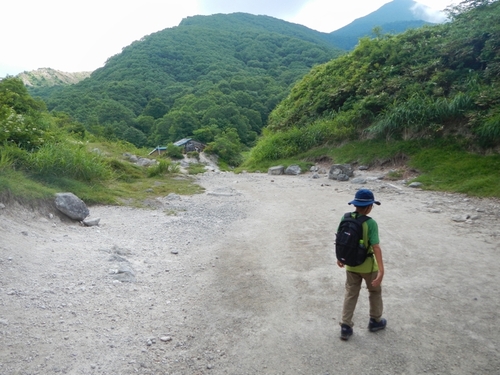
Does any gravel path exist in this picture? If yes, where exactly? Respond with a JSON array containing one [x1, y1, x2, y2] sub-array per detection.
[[1, 170, 499, 374]]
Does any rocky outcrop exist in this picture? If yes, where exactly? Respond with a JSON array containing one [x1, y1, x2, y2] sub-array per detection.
[[17, 68, 91, 87]]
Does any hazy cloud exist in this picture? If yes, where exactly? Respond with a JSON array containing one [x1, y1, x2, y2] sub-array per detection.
[[412, 3, 449, 23], [0, 0, 460, 77], [196, 0, 310, 18]]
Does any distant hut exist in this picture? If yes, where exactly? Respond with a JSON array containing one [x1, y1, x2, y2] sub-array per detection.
[[173, 138, 205, 153]]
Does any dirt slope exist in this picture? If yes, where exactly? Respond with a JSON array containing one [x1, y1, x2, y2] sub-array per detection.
[[1, 171, 499, 374]]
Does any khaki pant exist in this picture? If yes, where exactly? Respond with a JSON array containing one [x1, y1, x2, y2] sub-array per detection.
[[341, 270, 383, 327]]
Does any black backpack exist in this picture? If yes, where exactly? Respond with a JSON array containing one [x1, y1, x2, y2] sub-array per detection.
[[335, 212, 371, 266]]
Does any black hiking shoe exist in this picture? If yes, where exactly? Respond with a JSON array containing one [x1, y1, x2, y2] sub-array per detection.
[[340, 324, 353, 340], [368, 318, 387, 332]]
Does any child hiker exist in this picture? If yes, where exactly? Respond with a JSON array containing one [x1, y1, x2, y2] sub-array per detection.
[[337, 189, 386, 340]]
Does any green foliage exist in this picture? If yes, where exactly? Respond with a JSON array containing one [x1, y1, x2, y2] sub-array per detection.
[[0, 144, 13, 171], [27, 142, 112, 183], [205, 128, 243, 166], [253, 0, 500, 165], [410, 145, 500, 197], [107, 158, 144, 181], [247, 111, 358, 163], [369, 93, 475, 140], [147, 159, 180, 177], [475, 108, 500, 147], [0, 85, 203, 206], [30, 13, 343, 154], [187, 163, 207, 174], [165, 143, 184, 159], [0, 78, 55, 149], [186, 151, 200, 160]]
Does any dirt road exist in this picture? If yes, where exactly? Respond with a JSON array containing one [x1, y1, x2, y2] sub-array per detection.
[[1, 171, 499, 374]]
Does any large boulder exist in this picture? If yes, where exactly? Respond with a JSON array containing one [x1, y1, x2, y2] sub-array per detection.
[[285, 165, 301, 175], [55, 192, 89, 220], [268, 165, 284, 175], [328, 164, 354, 181]]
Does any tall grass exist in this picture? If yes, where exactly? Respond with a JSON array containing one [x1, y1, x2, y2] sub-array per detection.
[[246, 115, 355, 164], [28, 142, 112, 182], [147, 159, 180, 177], [369, 93, 475, 139], [476, 110, 500, 147], [0, 144, 13, 171]]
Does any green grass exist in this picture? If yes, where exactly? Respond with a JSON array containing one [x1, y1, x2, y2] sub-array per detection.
[[242, 138, 500, 198], [410, 148, 500, 197], [0, 139, 204, 207], [0, 169, 56, 202], [187, 163, 208, 174]]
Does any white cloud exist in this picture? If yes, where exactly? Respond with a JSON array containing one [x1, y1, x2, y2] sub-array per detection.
[[289, 0, 393, 33], [0, 0, 464, 78], [1, 0, 200, 76]]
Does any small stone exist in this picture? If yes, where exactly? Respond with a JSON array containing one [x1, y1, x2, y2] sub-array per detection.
[[160, 336, 172, 342], [408, 182, 423, 188], [351, 177, 367, 184], [171, 250, 179, 255], [83, 217, 101, 227]]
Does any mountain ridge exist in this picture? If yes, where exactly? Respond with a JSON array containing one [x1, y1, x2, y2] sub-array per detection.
[[18, 0, 443, 86], [17, 68, 91, 88], [328, 0, 439, 49]]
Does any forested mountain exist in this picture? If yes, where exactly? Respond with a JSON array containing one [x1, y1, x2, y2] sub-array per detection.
[[328, 0, 435, 50], [30, 13, 343, 152], [248, 0, 500, 164]]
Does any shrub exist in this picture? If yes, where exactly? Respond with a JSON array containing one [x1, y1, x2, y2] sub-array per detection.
[[186, 151, 200, 160], [147, 159, 180, 177], [165, 143, 184, 159]]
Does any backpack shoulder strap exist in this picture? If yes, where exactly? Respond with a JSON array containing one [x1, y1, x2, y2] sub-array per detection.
[[357, 215, 371, 248]]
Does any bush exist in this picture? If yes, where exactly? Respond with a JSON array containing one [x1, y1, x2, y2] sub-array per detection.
[[147, 159, 180, 177], [205, 128, 242, 166], [165, 143, 184, 159]]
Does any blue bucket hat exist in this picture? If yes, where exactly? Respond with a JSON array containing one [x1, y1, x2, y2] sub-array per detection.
[[348, 189, 381, 207]]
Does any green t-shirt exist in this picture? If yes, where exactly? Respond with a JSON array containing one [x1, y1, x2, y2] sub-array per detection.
[[338, 213, 380, 273]]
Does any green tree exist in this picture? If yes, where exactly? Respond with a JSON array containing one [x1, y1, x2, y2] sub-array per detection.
[[206, 128, 242, 166], [142, 98, 168, 119]]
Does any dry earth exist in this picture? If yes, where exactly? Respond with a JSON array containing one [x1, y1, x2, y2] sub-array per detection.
[[1, 169, 500, 375]]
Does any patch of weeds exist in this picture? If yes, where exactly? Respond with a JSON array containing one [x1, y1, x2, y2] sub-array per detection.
[[187, 163, 207, 174], [385, 169, 404, 180]]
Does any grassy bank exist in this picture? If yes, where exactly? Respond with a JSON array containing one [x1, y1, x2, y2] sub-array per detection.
[[0, 140, 203, 207], [240, 138, 500, 198]]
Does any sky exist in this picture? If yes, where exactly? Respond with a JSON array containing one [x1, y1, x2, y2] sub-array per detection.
[[0, 0, 460, 78]]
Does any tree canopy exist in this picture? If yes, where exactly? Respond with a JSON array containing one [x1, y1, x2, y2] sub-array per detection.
[[29, 13, 343, 161], [248, 0, 500, 163]]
